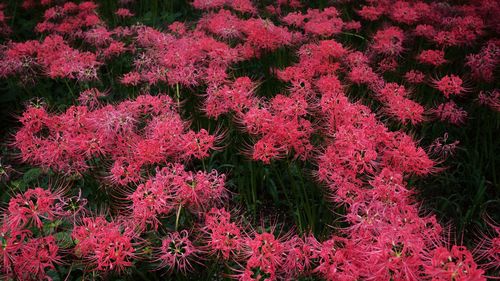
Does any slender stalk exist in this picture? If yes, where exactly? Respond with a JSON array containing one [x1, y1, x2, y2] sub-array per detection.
[[341, 32, 366, 41], [176, 83, 181, 109], [175, 204, 183, 231]]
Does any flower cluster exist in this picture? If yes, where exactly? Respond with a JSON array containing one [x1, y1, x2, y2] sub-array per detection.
[[0, 35, 100, 81], [0, 0, 498, 280], [0, 187, 72, 279], [129, 164, 227, 229], [14, 94, 219, 183]]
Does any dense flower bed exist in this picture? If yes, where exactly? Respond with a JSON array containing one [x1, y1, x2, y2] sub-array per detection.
[[0, 0, 499, 280]]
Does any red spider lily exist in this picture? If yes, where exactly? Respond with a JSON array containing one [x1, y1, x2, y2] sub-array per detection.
[[72, 216, 139, 272], [0, 224, 31, 276], [281, 235, 315, 279], [191, 0, 227, 11], [428, 133, 460, 159], [236, 226, 291, 280], [376, 83, 425, 125], [201, 207, 243, 260], [120, 71, 141, 86], [433, 75, 465, 98], [36, 1, 102, 35], [6, 187, 62, 230], [127, 26, 238, 86], [282, 7, 343, 37], [1, 0, 497, 279], [200, 9, 244, 40], [204, 76, 257, 118], [239, 18, 295, 52], [477, 90, 500, 112], [371, 26, 405, 56], [128, 170, 175, 230], [13, 235, 61, 280], [466, 40, 500, 83], [313, 236, 361, 281], [156, 230, 200, 273], [475, 218, 500, 271], [418, 50, 447, 66], [390, 1, 424, 25], [239, 95, 314, 163], [357, 5, 385, 21], [0, 35, 100, 81], [77, 88, 107, 109], [14, 95, 219, 182], [404, 70, 426, 84], [115, 8, 134, 18], [377, 57, 399, 73], [173, 169, 227, 212], [53, 189, 88, 218], [414, 24, 436, 39], [236, 259, 276, 281], [423, 246, 486, 281], [430, 101, 468, 125], [129, 164, 227, 229]]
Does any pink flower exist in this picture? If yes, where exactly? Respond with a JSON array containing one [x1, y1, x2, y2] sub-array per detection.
[[477, 90, 500, 112], [172, 166, 227, 212], [371, 26, 405, 56], [358, 5, 384, 21], [390, 1, 420, 24], [475, 218, 500, 270], [72, 216, 138, 272], [202, 208, 242, 260], [78, 88, 106, 109], [431, 102, 468, 125], [13, 236, 61, 280], [405, 70, 425, 84], [0, 226, 31, 276], [115, 8, 134, 18], [7, 187, 60, 229], [424, 246, 485, 281], [428, 133, 460, 159], [418, 49, 447, 66], [466, 41, 499, 82], [157, 230, 200, 273], [121, 72, 141, 86], [433, 75, 465, 98]]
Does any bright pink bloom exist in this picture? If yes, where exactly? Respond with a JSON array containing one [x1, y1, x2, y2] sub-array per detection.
[[433, 75, 465, 98], [72, 216, 137, 272], [431, 102, 468, 125], [424, 246, 485, 281], [157, 230, 199, 273], [371, 26, 405, 56], [477, 90, 500, 112], [13, 236, 61, 280], [405, 70, 425, 84], [7, 187, 59, 229], [418, 50, 447, 66], [202, 208, 242, 260], [115, 8, 134, 17]]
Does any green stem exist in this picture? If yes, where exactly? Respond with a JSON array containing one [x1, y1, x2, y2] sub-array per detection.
[[176, 83, 180, 109], [64, 263, 74, 281], [175, 204, 183, 231], [341, 32, 366, 41], [64, 79, 76, 100]]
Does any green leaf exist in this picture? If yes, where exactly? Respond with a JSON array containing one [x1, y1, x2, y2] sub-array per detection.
[[22, 167, 42, 184], [54, 231, 73, 248]]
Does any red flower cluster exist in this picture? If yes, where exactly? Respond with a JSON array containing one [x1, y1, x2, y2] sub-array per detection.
[[0, 0, 498, 280], [0, 35, 100, 81], [14, 95, 218, 182]]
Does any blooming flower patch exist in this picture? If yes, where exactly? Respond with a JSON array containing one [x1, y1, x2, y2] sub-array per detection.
[[0, 0, 499, 280]]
